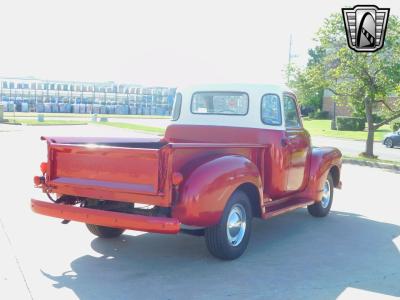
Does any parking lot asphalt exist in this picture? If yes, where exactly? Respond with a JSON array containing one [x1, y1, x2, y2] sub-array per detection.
[[311, 136, 400, 162], [0, 124, 399, 300]]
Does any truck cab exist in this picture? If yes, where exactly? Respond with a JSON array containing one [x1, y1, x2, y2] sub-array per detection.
[[32, 84, 342, 260], [169, 84, 312, 197]]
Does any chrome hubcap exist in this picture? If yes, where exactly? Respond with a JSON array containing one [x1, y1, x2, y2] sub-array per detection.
[[226, 204, 246, 246], [320, 180, 331, 209]]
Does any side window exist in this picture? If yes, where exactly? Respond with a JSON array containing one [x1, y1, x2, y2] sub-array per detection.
[[261, 94, 282, 125], [172, 93, 182, 121], [283, 95, 301, 128]]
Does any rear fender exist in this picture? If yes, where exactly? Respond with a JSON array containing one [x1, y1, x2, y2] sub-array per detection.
[[171, 155, 262, 227], [299, 147, 342, 201]]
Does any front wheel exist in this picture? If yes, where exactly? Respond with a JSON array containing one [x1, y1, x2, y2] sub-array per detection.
[[307, 174, 334, 218], [204, 190, 252, 260], [385, 138, 394, 148]]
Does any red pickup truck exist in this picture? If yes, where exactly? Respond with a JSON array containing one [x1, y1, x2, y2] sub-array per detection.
[[32, 84, 342, 260]]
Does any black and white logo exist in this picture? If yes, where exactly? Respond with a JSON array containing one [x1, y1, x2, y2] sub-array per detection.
[[342, 5, 390, 52]]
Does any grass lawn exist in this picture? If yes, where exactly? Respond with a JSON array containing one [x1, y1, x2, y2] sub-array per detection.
[[94, 121, 165, 135], [303, 119, 392, 142], [96, 118, 392, 140], [8, 119, 87, 126], [4, 112, 171, 119]]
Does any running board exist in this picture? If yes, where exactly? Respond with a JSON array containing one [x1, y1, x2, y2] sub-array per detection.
[[262, 198, 315, 219]]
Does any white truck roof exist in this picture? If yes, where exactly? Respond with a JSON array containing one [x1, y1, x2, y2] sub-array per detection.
[[172, 83, 295, 130]]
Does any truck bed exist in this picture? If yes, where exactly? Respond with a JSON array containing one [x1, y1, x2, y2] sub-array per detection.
[[41, 136, 264, 207]]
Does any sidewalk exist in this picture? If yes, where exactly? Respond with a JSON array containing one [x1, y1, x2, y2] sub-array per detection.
[[0, 219, 32, 300]]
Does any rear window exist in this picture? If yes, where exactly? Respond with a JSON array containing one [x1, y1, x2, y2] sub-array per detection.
[[191, 92, 249, 115]]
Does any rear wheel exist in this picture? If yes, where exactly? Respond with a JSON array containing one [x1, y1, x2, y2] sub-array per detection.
[[204, 190, 252, 260], [86, 224, 125, 238], [84, 200, 126, 238], [307, 174, 333, 218]]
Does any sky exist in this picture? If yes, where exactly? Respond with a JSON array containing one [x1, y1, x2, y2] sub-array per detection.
[[0, 0, 399, 87]]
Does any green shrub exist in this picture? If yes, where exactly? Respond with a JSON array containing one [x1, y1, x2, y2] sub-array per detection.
[[309, 110, 330, 120], [371, 113, 384, 124], [352, 113, 383, 124], [391, 120, 400, 132], [336, 116, 365, 131]]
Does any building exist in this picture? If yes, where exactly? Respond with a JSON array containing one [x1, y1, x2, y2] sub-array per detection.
[[322, 90, 352, 118], [322, 89, 399, 118], [0, 77, 176, 115]]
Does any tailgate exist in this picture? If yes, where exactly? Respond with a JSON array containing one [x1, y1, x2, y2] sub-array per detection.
[[45, 142, 170, 205]]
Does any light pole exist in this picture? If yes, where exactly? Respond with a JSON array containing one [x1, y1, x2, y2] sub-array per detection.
[[330, 78, 338, 130], [287, 34, 293, 84], [331, 100, 337, 130]]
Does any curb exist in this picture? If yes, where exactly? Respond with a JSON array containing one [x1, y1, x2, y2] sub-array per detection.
[[1, 122, 87, 126], [313, 135, 384, 143], [1, 121, 22, 125], [25, 123, 88, 126], [343, 158, 400, 172]]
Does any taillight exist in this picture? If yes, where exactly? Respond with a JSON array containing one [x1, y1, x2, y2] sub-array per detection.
[[172, 172, 183, 185], [40, 162, 47, 174], [34, 176, 44, 186]]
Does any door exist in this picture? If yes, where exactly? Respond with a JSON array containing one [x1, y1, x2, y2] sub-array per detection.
[[282, 94, 310, 192], [393, 130, 400, 146]]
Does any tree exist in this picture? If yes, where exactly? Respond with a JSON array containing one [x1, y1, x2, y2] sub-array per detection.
[[290, 13, 400, 158], [287, 63, 323, 112], [286, 47, 327, 111]]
